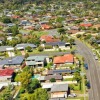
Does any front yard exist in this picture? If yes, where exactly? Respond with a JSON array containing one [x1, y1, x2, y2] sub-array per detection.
[[67, 97, 88, 100]]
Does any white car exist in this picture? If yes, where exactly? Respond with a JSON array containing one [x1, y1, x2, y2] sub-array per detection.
[[68, 93, 77, 97], [93, 53, 96, 56], [95, 56, 98, 60]]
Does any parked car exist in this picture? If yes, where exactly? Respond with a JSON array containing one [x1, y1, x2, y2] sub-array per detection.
[[87, 81, 91, 89], [68, 93, 77, 97], [84, 63, 88, 70], [93, 53, 96, 56], [95, 56, 98, 60]]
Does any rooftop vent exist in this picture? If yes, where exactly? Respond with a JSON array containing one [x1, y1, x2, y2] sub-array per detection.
[[8, 60, 12, 63]]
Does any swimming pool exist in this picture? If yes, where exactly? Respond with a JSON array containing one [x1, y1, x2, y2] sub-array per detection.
[[32, 74, 40, 79]]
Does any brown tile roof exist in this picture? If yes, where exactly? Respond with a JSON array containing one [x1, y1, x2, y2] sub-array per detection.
[[40, 35, 60, 42], [53, 54, 74, 64]]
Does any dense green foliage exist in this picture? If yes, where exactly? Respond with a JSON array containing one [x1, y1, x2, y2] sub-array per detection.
[[32, 88, 49, 100]]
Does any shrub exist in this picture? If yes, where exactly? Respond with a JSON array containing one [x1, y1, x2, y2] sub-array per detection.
[[38, 46, 44, 52], [50, 78, 56, 82], [24, 53, 29, 58], [76, 34, 81, 38], [45, 45, 53, 49], [25, 46, 32, 52], [20, 87, 25, 93]]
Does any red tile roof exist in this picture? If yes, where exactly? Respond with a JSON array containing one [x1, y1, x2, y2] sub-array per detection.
[[0, 69, 14, 76], [53, 54, 74, 64], [80, 23, 92, 27], [41, 24, 51, 29], [40, 35, 60, 42], [11, 15, 20, 19], [68, 30, 79, 34]]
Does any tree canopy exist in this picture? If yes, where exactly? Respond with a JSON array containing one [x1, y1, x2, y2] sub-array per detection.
[[26, 79, 41, 93], [32, 88, 49, 100], [15, 66, 32, 88]]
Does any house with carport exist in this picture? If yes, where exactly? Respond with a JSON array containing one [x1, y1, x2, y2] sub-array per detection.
[[50, 84, 69, 99], [53, 54, 74, 67], [0, 69, 14, 82], [15, 43, 37, 50], [0, 56, 24, 70], [0, 46, 14, 52], [26, 56, 50, 68]]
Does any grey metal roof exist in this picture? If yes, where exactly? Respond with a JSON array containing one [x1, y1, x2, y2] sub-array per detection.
[[15, 43, 37, 49], [26, 56, 47, 61], [0, 46, 14, 52], [96, 40, 100, 44], [26, 61, 36, 66], [51, 84, 68, 92], [48, 69, 76, 75], [45, 42, 66, 46], [0, 56, 24, 67], [45, 74, 62, 80], [49, 98, 66, 100]]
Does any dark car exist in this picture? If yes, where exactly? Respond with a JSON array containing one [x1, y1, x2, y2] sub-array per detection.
[[84, 64, 88, 70], [87, 81, 91, 89]]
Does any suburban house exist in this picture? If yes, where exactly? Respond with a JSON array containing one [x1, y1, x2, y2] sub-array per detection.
[[0, 46, 14, 52], [49, 98, 66, 100], [96, 40, 100, 45], [0, 69, 14, 82], [80, 23, 92, 28], [70, 26, 79, 30], [40, 35, 60, 43], [19, 20, 32, 26], [47, 69, 76, 75], [53, 54, 74, 67], [23, 26, 34, 30], [41, 24, 51, 30], [19, 30, 30, 36], [15, 43, 37, 50], [26, 56, 49, 68], [0, 56, 24, 70], [92, 24, 100, 30], [68, 29, 79, 35], [43, 41, 70, 50], [50, 84, 68, 98], [39, 74, 63, 82], [11, 15, 20, 19]]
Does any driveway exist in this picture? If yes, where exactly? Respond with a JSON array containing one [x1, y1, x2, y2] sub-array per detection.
[[8, 51, 15, 57], [20, 50, 25, 55]]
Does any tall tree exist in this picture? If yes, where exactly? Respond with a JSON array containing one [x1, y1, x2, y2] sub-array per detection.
[[26, 79, 41, 93], [32, 88, 49, 100], [15, 67, 32, 88]]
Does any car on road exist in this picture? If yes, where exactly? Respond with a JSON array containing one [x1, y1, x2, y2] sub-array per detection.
[[87, 81, 91, 89], [84, 63, 88, 70]]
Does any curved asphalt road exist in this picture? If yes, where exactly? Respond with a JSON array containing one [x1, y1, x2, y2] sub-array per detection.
[[75, 40, 100, 100]]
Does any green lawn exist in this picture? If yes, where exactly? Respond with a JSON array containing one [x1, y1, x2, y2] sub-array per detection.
[[64, 78, 74, 81], [32, 31, 48, 36], [15, 50, 22, 56], [67, 97, 88, 100], [27, 49, 69, 56]]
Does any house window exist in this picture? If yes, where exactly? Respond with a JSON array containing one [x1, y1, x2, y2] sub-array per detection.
[[38, 64, 42, 67], [7, 78, 11, 81], [37, 61, 41, 62]]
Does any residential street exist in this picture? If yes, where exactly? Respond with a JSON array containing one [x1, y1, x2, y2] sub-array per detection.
[[75, 40, 100, 100]]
